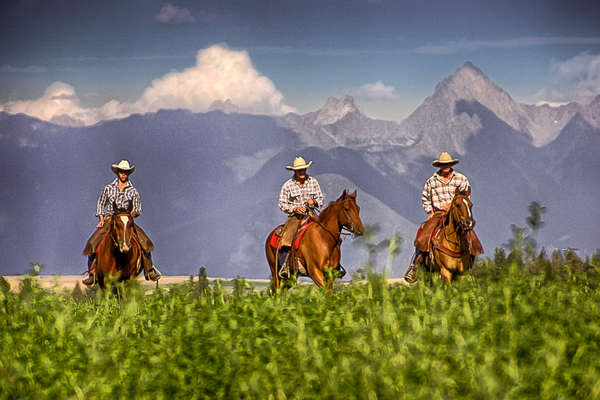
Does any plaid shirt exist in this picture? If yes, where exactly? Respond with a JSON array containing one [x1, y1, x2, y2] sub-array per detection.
[[278, 175, 324, 215], [421, 170, 470, 214], [96, 178, 142, 217]]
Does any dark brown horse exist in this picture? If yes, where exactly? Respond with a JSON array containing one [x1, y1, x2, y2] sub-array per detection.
[[265, 190, 364, 290], [95, 202, 143, 288], [427, 187, 475, 283]]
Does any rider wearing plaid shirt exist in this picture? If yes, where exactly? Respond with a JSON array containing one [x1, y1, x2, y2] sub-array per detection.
[[96, 179, 142, 217], [82, 160, 161, 285], [277, 156, 323, 278], [405, 152, 482, 282]]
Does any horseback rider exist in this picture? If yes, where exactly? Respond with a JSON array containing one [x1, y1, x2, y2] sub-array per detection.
[[277, 156, 324, 277], [404, 152, 482, 282], [82, 160, 161, 286]]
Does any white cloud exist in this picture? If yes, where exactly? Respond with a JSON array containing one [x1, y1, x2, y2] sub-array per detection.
[[352, 81, 399, 102], [535, 51, 600, 104], [155, 3, 195, 24], [0, 44, 295, 126], [413, 36, 600, 55]]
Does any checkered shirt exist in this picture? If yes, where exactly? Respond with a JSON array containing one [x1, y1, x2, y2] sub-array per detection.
[[421, 170, 470, 214], [278, 175, 324, 215], [96, 178, 142, 217]]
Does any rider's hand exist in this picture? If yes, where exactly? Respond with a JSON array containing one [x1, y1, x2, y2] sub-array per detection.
[[427, 212, 434, 220], [97, 219, 104, 228], [294, 206, 307, 214], [306, 198, 315, 207], [443, 204, 451, 212]]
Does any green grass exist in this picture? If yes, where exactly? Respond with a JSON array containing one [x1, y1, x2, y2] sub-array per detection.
[[1, 255, 600, 399]]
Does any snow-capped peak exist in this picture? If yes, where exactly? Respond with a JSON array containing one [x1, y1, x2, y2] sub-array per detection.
[[314, 95, 362, 125]]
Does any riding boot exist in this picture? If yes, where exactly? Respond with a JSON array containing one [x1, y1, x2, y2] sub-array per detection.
[[278, 247, 290, 279], [82, 255, 97, 286], [143, 252, 162, 281], [404, 249, 422, 283]]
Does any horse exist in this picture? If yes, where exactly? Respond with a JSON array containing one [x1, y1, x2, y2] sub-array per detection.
[[265, 189, 364, 291], [94, 202, 143, 288], [426, 187, 476, 283]]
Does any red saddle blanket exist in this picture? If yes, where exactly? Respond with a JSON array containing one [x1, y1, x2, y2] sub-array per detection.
[[269, 221, 314, 250]]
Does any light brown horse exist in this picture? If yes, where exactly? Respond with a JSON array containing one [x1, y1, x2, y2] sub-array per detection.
[[265, 190, 364, 290], [95, 202, 143, 288], [427, 187, 475, 283]]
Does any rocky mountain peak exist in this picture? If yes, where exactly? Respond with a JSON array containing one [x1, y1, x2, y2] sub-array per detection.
[[314, 95, 362, 125], [208, 99, 242, 114]]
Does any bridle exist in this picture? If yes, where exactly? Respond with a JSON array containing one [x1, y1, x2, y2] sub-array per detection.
[[110, 212, 134, 250]]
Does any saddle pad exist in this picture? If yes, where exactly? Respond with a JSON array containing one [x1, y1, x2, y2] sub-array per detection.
[[293, 221, 314, 250], [269, 221, 314, 250]]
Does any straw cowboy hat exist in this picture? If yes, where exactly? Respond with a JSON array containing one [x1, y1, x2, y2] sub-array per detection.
[[286, 156, 313, 171], [432, 152, 459, 168], [111, 159, 135, 174]]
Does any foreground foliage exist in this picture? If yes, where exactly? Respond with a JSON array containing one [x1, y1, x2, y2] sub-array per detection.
[[1, 256, 600, 399]]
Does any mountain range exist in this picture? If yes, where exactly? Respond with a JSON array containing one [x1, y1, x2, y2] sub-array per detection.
[[1, 62, 598, 277]]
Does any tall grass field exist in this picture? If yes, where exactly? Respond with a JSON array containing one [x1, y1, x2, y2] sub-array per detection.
[[1, 250, 600, 399]]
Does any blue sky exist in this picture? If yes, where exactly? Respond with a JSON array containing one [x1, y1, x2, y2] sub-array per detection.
[[1, 0, 600, 122]]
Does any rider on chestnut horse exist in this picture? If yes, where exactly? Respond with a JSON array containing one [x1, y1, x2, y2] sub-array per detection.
[[82, 159, 161, 286], [404, 152, 483, 282], [277, 156, 324, 278]]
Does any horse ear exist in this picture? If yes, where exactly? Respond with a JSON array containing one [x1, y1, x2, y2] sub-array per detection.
[[341, 189, 347, 198], [465, 186, 471, 197], [113, 201, 118, 213], [350, 190, 357, 199], [455, 187, 461, 195]]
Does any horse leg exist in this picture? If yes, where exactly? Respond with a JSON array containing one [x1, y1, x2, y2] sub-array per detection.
[[439, 266, 453, 284], [308, 267, 330, 290]]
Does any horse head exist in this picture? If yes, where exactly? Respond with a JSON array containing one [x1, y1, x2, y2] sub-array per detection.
[[111, 201, 135, 253], [337, 189, 364, 236], [449, 187, 475, 232]]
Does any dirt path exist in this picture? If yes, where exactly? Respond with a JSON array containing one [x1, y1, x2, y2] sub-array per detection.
[[2, 275, 271, 293]]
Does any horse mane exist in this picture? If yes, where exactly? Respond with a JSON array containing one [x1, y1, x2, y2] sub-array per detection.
[[317, 197, 343, 223]]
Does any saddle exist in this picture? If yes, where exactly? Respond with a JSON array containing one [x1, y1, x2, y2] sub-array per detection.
[[269, 217, 314, 251], [270, 217, 314, 277]]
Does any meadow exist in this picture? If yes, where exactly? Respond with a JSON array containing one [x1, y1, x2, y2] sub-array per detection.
[[1, 250, 600, 399]]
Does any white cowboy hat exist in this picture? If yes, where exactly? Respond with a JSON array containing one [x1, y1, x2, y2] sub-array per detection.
[[286, 156, 313, 170], [111, 159, 135, 174], [432, 152, 459, 167]]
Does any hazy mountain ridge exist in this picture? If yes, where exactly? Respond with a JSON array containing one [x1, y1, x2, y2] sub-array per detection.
[[1, 62, 599, 277]]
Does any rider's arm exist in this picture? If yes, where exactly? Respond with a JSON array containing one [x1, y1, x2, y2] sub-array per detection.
[[96, 186, 109, 218], [459, 175, 471, 195], [278, 184, 295, 215], [132, 189, 142, 218], [421, 180, 433, 215]]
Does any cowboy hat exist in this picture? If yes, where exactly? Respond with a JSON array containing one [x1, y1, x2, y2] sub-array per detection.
[[286, 156, 313, 170], [111, 159, 135, 174], [432, 152, 459, 167]]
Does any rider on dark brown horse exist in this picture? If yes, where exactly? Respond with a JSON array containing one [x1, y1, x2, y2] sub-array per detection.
[[82, 159, 161, 286], [404, 152, 483, 282], [277, 156, 324, 278]]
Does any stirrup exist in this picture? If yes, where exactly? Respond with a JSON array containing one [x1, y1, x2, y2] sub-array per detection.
[[146, 265, 162, 281], [82, 272, 96, 287], [404, 265, 419, 283]]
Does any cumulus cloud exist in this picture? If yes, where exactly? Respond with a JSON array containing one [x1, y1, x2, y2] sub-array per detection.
[[155, 3, 195, 24], [352, 81, 400, 102], [0, 44, 295, 126], [535, 51, 600, 104]]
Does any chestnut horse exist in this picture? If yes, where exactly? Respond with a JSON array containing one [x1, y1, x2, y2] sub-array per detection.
[[265, 190, 364, 290], [95, 202, 143, 288], [426, 187, 476, 283]]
